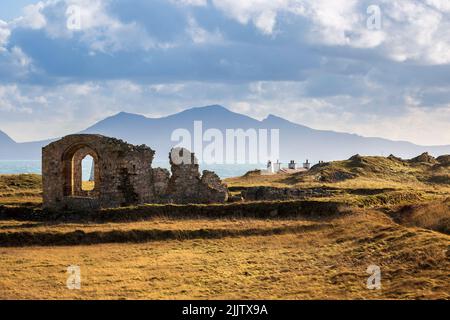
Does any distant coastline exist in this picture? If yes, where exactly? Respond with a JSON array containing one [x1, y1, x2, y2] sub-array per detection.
[[0, 160, 262, 179]]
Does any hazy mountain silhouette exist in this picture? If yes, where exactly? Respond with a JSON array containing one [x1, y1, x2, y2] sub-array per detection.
[[0, 130, 52, 160], [1, 105, 450, 163], [0, 130, 14, 145]]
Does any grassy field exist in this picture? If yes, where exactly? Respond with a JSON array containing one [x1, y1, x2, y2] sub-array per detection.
[[0, 154, 449, 300], [0, 174, 41, 206], [225, 154, 450, 198], [0, 175, 94, 206], [0, 210, 448, 299], [225, 155, 450, 210]]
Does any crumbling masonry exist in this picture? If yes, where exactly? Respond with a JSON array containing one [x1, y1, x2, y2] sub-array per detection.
[[42, 134, 228, 210]]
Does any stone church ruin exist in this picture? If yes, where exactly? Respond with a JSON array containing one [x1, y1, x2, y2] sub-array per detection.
[[42, 134, 228, 210]]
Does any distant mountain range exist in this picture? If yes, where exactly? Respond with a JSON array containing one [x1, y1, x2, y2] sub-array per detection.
[[1, 105, 450, 163]]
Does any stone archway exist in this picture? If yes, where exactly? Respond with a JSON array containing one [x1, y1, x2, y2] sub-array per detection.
[[62, 144, 100, 198]]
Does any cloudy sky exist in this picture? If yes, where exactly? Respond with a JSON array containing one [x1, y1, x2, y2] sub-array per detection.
[[0, 0, 450, 145]]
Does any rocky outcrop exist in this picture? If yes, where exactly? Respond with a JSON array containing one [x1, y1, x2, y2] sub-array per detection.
[[409, 152, 437, 164], [387, 154, 403, 162], [436, 155, 450, 166]]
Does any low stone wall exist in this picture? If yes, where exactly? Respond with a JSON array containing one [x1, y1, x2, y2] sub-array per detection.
[[0, 200, 349, 222], [241, 186, 334, 201]]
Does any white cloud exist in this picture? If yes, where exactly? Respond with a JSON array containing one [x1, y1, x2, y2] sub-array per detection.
[[338, 106, 450, 146], [298, 0, 384, 48], [425, 0, 450, 12], [253, 9, 277, 35], [64, 82, 100, 95], [0, 45, 34, 80], [1, 0, 450, 145], [63, 0, 159, 51], [0, 20, 11, 51], [212, 0, 300, 35], [11, 0, 162, 53], [381, 0, 450, 64], [10, 46, 31, 67], [148, 83, 187, 94], [0, 85, 38, 114], [187, 17, 224, 44], [21, 2, 47, 29], [7, 0, 449, 64], [228, 88, 450, 146], [210, 0, 450, 65], [170, 0, 207, 6]]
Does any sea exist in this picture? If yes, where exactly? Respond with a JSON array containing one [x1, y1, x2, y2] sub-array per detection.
[[0, 160, 264, 179]]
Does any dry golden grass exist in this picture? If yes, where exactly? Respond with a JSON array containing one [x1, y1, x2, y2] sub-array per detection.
[[0, 176, 94, 205], [0, 217, 318, 234], [225, 170, 450, 194], [0, 211, 448, 300], [228, 155, 446, 181], [393, 199, 450, 234], [0, 174, 42, 206], [82, 181, 95, 192], [0, 160, 449, 300], [225, 157, 450, 206], [2, 154, 450, 207]]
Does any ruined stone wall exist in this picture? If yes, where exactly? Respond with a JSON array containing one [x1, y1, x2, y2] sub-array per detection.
[[42, 134, 155, 210], [42, 135, 228, 211], [151, 168, 170, 199], [166, 148, 228, 204]]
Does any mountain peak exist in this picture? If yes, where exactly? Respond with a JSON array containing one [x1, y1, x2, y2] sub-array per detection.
[[2, 105, 450, 161], [113, 111, 147, 119], [182, 105, 230, 115], [193, 105, 228, 111], [263, 113, 300, 125], [0, 130, 15, 144], [101, 111, 150, 123], [264, 114, 284, 121], [172, 104, 257, 123]]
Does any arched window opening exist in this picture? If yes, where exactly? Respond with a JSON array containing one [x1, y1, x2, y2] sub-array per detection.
[[81, 155, 95, 191], [62, 144, 99, 198]]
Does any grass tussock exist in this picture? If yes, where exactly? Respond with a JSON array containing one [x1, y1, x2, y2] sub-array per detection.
[[393, 198, 450, 234], [356, 190, 423, 208]]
